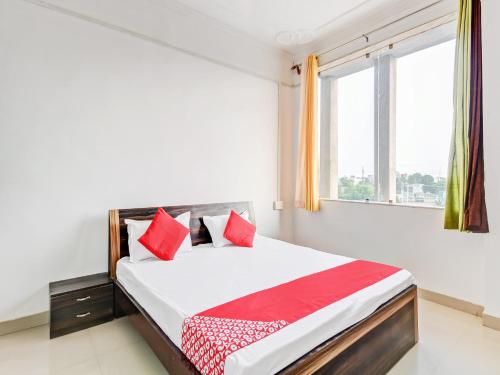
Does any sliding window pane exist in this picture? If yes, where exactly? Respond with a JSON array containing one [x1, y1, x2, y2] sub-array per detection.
[[395, 40, 455, 207], [337, 67, 375, 201]]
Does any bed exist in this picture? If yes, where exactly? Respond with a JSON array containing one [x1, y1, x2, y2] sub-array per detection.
[[109, 201, 418, 375]]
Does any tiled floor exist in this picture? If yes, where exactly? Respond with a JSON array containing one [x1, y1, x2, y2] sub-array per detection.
[[1, 299, 500, 375], [388, 299, 500, 375], [0, 318, 166, 375]]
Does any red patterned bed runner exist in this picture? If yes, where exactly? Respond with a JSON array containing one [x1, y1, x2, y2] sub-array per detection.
[[181, 260, 400, 375]]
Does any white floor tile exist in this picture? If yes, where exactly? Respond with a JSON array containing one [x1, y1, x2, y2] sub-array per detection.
[[0, 325, 95, 374], [96, 341, 168, 375], [88, 317, 144, 354], [51, 358, 102, 375], [389, 299, 500, 375], [1, 299, 500, 375], [387, 342, 438, 375], [434, 323, 500, 375]]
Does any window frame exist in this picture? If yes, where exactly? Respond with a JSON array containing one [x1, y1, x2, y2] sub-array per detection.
[[318, 22, 456, 210]]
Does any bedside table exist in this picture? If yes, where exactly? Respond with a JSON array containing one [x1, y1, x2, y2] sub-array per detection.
[[49, 272, 114, 339]]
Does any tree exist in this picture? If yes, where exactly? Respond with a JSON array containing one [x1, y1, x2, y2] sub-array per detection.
[[408, 173, 423, 184], [422, 174, 435, 193], [338, 177, 375, 201], [422, 174, 434, 186]]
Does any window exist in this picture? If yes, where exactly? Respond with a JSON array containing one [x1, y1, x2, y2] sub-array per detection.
[[337, 68, 374, 201], [395, 40, 455, 207], [319, 27, 455, 208]]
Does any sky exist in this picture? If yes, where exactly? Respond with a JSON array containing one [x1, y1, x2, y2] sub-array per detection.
[[334, 39, 455, 178]]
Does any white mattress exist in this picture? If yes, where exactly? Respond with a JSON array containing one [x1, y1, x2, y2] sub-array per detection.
[[117, 236, 414, 375]]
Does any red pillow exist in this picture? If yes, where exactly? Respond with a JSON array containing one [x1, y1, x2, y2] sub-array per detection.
[[138, 208, 189, 260], [223, 210, 256, 247]]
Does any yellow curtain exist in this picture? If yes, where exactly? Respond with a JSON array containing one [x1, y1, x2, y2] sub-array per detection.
[[444, 0, 471, 230], [295, 55, 320, 212]]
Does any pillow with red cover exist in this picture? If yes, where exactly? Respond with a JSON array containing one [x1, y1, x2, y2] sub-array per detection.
[[138, 208, 190, 260], [223, 210, 256, 247]]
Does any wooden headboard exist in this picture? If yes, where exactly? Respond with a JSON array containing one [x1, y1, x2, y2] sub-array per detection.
[[108, 201, 255, 279]]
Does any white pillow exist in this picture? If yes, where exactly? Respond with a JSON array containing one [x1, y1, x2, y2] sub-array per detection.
[[125, 211, 191, 262], [203, 211, 250, 248]]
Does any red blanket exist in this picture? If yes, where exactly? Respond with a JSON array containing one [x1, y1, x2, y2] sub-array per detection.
[[181, 260, 401, 375]]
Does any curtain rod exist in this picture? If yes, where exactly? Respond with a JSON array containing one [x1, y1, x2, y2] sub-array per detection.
[[318, 12, 456, 73], [316, 0, 444, 59], [293, 0, 452, 70]]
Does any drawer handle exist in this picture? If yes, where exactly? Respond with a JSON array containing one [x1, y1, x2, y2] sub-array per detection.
[[76, 312, 91, 318], [76, 296, 91, 302]]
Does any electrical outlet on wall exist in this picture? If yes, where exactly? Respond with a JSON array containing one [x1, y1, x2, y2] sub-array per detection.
[[273, 201, 284, 210]]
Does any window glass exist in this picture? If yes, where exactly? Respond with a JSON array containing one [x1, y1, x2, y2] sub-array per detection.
[[395, 40, 455, 207], [319, 36, 455, 208], [337, 67, 375, 201]]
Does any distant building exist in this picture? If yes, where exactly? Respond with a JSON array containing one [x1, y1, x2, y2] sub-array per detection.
[[409, 183, 424, 195]]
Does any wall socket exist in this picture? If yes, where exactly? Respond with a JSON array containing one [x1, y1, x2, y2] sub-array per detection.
[[273, 201, 284, 210]]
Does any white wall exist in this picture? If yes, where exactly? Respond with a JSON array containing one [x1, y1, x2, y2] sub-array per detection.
[[3, 0, 498, 323], [278, 84, 298, 243], [0, 0, 285, 321], [284, 0, 500, 315], [293, 201, 486, 305], [24, 0, 294, 85], [282, 86, 486, 305], [482, 0, 500, 318]]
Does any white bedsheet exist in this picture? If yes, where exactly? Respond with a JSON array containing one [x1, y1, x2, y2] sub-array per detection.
[[117, 236, 414, 375]]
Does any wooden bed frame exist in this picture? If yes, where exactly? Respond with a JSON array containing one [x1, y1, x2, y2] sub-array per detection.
[[109, 201, 418, 375]]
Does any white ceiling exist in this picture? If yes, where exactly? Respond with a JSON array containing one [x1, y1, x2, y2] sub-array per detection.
[[170, 0, 397, 52]]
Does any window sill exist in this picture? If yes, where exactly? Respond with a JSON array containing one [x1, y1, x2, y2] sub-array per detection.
[[319, 198, 444, 210]]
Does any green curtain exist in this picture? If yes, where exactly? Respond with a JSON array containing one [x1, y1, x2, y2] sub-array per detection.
[[444, 0, 471, 230]]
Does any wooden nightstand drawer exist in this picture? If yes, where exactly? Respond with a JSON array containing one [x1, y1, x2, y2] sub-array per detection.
[[49, 273, 114, 339], [50, 297, 113, 338], [51, 284, 113, 310]]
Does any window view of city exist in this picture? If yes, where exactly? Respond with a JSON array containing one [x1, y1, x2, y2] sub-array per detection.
[[395, 39, 455, 207], [396, 173, 447, 206], [333, 39, 455, 208], [338, 173, 374, 201], [337, 67, 374, 202], [337, 172, 447, 207]]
